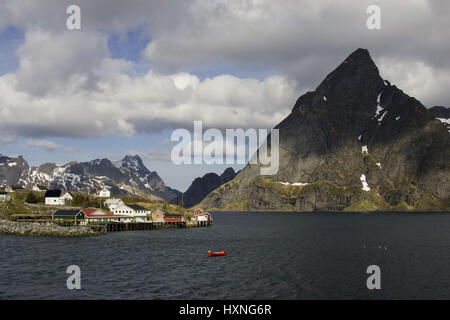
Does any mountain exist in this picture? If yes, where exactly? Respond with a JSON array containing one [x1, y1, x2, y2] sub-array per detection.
[[429, 106, 450, 132], [0, 154, 180, 201], [171, 167, 237, 208], [198, 48, 450, 212]]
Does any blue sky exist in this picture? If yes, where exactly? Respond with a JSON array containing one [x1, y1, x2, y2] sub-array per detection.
[[0, 26, 23, 75]]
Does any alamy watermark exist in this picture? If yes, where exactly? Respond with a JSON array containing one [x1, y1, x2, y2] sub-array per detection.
[[66, 5, 81, 30], [366, 265, 381, 290], [170, 121, 279, 175], [66, 265, 81, 290], [366, 5, 381, 30]]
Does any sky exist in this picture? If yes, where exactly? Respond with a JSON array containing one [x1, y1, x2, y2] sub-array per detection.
[[0, 0, 449, 191]]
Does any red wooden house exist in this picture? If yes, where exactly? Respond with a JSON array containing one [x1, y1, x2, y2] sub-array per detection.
[[194, 208, 211, 222], [164, 213, 185, 223]]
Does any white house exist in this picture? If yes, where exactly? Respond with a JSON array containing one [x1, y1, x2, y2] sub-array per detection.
[[97, 187, 111, 198], [82, 208, 133, 224], [104, 198, 124, 211], [194, 208, 211, 221], [0, 192, 11, 202], [44, 190, 73, 206], [61, 192, 73, 202], [113, 204, 150, 222]]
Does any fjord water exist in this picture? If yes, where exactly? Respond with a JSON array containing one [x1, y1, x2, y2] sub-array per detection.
[[1, 212, 450, 299]]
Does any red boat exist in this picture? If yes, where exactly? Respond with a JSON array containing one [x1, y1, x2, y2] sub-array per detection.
[[208, 250, 227, 257]]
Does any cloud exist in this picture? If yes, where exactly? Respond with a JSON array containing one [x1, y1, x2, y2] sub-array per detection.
[[15, 29, 109, 95], [379, 57, 450, 107], [139, 149, 172, 162], [0, 57, 297, 138], [0, 0, 449, 144], [143, 0, 450, 105], [26, 139, 76, 152], [0, 135, 16, 145]]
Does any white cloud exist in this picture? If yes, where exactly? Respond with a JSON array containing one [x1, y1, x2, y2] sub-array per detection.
[[139, 149, 172, 162], [26, 139, 76, 152], [0, 135, 17, 145], [15, 29, 109, 95], [0, 45, 297, 138], [379, 57, 450, 107]]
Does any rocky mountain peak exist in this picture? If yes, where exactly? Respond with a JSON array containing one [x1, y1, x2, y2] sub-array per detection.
[[171, 167, 238, 208], [114, 154, 147, 172], [199, 48, 450, 212], [430, 106, 450, 118], [220, 167, 236, 180], [316, 48, 385, 107]]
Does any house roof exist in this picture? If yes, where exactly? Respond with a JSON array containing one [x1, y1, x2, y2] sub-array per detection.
[[194, 208, 210, 215], [165, 213, 183, 218], [81, 208, 99, 216], [105, 198, 123, 204], [127, 204, 148, 211], [81, 208, 129, 218], [52, 210, 82, 217], [10, 185, 24, 190], [45, 189, 62, 198]]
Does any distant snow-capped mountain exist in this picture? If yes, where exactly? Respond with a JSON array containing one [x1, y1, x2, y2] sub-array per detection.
[[0, 154, 180, 201]]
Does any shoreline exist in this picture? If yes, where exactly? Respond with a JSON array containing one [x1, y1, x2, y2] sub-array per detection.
[[0, 219, 208, 237], [0, 219, 104, 237]]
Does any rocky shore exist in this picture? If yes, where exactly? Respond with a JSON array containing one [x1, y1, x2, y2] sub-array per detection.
[[0, 220, 104, 237]]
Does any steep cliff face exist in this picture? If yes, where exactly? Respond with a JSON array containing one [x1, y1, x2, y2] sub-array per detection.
[[171, 167, 237, 208], [199, 49, 450, 212]]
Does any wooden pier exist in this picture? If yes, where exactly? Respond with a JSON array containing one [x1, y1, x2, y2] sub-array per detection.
[[104, 222, 154, 232], [196, 220, 213, 227], [91, 221, 187, 232]]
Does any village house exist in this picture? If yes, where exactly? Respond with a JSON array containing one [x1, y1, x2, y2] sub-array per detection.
[[0, 191, 11, 202], [51, 209, 85, 224], [97, 187, 111, 198], [44, 189, 73, 206], [81, 208, 132, 224], [113, 204, 151, 222], [5, 185, 24, 192], [104, 198, 124, 211], [164, 213, 185, 224], [194, 208, 211, 222], [151, 209, 165, 223], [62, 192, 74, 202]]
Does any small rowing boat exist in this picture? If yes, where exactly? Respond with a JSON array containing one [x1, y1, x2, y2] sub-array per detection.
[[208, 250, 227, 257]]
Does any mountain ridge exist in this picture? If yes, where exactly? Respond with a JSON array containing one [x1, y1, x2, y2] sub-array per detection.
[[170, 167, 238, 208], [0, 154, 180, 201], [198, 48, 450, 212]]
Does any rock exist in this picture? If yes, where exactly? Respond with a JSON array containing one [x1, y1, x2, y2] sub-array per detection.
[[171, 167, 237, 208], [198, 48, 450, 212], [0, 219, 103, 237]]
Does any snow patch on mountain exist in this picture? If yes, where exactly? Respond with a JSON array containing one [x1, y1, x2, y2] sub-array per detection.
[[360, 174, 370, 191], [278, 182, 308, 186]]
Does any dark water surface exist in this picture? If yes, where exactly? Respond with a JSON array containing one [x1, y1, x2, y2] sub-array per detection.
[[1, 212, 450, 299]]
